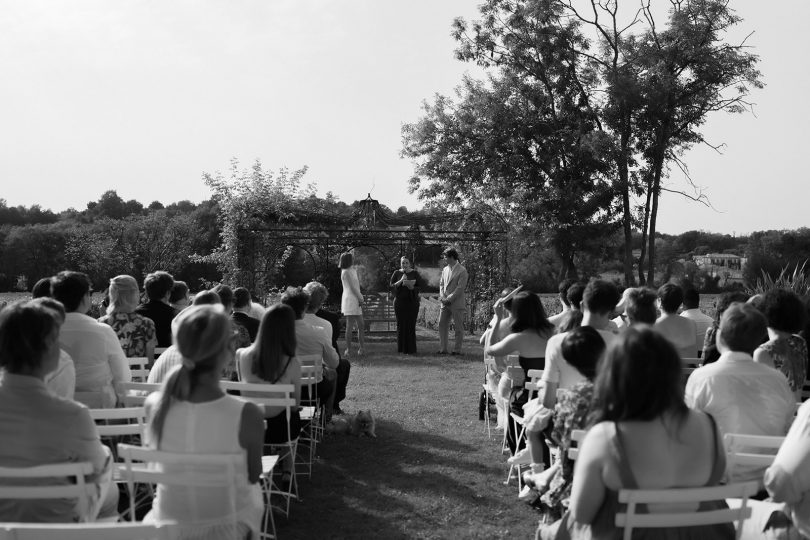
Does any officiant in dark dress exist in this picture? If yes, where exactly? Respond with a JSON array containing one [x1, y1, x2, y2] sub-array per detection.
[[390, 256, 421, 354]]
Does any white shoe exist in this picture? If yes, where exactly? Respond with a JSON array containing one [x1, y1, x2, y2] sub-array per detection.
[[507, 448, 531, 465], [518, 484, 539, 503]]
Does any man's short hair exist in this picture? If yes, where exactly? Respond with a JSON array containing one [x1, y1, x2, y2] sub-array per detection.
[[719, 303, 767, 355], [657, 283, 683, 314], [31, 277, 52, 299], [51, 271, 91, 313], [442, 247, 459, 261], [192, 290, 221, 306], [233, 287, 252, 310], [682, 287, 700, 309], [212, 284, 234, 309], [170, 281, 189, 304], [0, 300, 62, 374], [626, 288, 658, 325], [144, 271, 174, 301], [558, 279, 576, 307], [760, 288, 807, 334], [280, 287, 310, 319], [303, 282, 328, 311], [566, 283, 586, 310], [582, 280, 619, 315]]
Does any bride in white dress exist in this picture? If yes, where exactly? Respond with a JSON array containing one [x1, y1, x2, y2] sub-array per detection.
[[340, 252, 365, 357]]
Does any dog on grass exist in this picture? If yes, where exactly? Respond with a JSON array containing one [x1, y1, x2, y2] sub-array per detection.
[[325, 410, 377, 438]]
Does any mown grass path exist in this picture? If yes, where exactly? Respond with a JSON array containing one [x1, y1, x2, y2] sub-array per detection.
[[277, 329, 538, 540]]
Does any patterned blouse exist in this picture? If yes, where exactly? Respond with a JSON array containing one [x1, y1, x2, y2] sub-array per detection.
[[760, 334, 808, 394], [98, 312, 157, 358]]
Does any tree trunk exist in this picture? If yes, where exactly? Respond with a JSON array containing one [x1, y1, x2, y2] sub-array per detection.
[[618, 118, 636, 288], [646, 121, 671, 285], [638, 181, 652, 286]]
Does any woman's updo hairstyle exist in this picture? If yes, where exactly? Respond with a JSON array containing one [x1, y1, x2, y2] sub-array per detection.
[[107, 275, 140, 315], [150, 304, 232, 446]]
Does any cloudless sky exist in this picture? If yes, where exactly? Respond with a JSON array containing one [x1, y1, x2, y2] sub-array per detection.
[[1, 0, 807, 235]]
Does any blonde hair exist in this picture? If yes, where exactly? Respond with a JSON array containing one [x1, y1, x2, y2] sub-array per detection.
[[107, 275, 140, 315], [149, 304, 232, 447]]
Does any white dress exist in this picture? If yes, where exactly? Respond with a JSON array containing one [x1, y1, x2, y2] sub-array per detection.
[[341, 268, 363, 316], [145, 394, 262, 540]]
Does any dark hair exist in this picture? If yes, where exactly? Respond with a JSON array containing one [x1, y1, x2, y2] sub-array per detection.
[[212, 284, 234, 309], [719, 303, 768, 355], [51, 271, 91, 312], [339, 252, 353, 269], [583, 280, 620, 315], [33, 297, 66, 323], [713, 291, 750, 325], [192, 290, 221, 306], [561, 326, 606, 380], [253, 304, 297, 382], [169, 281, 189, 304], [657, 283, 683, 314], [144, 271, 174, 301], [149, 305, 232, 447], [626, 288, 658, 325], [233, 287, 252, 310], [510, 292, 554, 337], [558, 279, 577, 307], [566, 283, 586, 311], [682, 288, 700, 309], [0, 300, 61, 374], [591, 327, 687, 424], [760, 288, 807, 334], [442, 247, 459, 261], [557, 309, 583, 333], [31, 277, 52, 299], [280, 287, 310, 319]]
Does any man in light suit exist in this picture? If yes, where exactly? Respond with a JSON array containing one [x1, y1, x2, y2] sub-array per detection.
[[438, 247, 468, 355]]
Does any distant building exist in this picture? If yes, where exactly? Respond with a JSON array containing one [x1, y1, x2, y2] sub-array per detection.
[[693, 253, 747, 284]]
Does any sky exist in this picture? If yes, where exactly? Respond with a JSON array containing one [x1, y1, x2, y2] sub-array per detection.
[[0, 0, 807, 236]]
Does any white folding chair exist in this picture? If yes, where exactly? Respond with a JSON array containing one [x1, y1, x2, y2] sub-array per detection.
[[723, 433, 784, 485], [0, 462, 95, 522], [116, 382, 161, 407], [128, 357, 150, 383], [481, 357, 499, 439], [0, 521, 178, 540], [297, 353, 324, 464], [615, 480, 759, 540], [219, 381, 299, 518], [505, 370, 543, 492], [117, 444, 247, 537], [567, 429, 587, 461]]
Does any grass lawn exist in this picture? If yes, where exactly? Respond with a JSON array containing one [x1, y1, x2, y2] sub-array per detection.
[[276, 328, 538, 540]]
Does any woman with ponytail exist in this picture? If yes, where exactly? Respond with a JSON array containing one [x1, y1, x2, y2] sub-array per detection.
[[236, 303, 301, 486], [144, 304, 264, 540]]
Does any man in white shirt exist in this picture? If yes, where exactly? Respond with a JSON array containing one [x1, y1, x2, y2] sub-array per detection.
[[685, 303, 795, 482], [541, 279, 619, 408], [654, 283, 697, 359], [51, 271, 130, 408], [679, 288, 714, 358]]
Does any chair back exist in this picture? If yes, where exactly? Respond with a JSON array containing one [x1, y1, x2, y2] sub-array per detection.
[[297, 354, 322, 407], [567, 429, 587, 460], [219, 381, 296, 413], [153, 347, 169, 360], [681, 357, 701, 367], [0, 462, 95, 522], [116, 382, 161, 407], [89, 407, 147, 438], [0, 521, 178, 540], [127, 357, 150, 382], [615, 480, 759, 540], [723, 433, 784, 483]]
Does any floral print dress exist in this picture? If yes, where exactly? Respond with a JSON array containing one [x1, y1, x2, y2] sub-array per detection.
[[99, 312, 157, 358], [760, 334, 808, 395]]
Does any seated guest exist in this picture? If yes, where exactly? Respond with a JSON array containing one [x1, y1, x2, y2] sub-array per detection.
[[169, 280, 190, 315], [232, 287, 260, 342], [135, 271, 176, 348], [212, 284, 251, 351], [144, 304, 264, 539], [30, 282, 76, 400], [0, 300, 117, 522], [304, 281, 351, 415], [248, 294, 266, 320], [236, 304, 301, 484], [480, 289, 514, 429], [562, 327, 734, 539], [557, 282, 585, 333], [52, 271, 130, 408], [623, 287, 657, 326], [765, 399, 810, 538], [609, 288, 634, 331], [541, 280, 619, 409], [281, 287, 339, 416], [148, 290, 222, 384], [680, 287, 714, 358], [654, 283, 696, 358], [99, 275, 157, 361], [702, 291, 749, 365], [754, 288, 808, 400], [685, 303, 794, 482], [547, 279, 576, 329]]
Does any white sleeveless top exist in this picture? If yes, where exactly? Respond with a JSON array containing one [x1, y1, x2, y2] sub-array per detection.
[[341, 268, 363, 315], [146, 394, 262, 540]]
